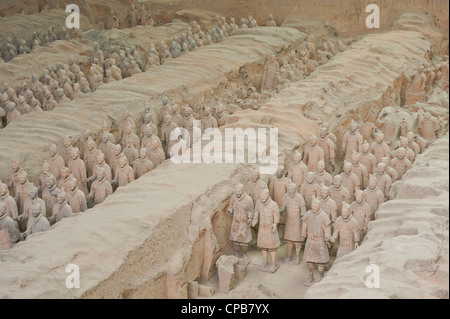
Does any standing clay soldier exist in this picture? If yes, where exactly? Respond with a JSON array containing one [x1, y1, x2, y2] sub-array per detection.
[[340, 162, 360, 202], [228, 183, 254, 259], [109, 144, 123, 176], [287, 150, 308, 190], [88, 167, 113, 205], [83, 138, 101, 177], [351, 152, 369, 189], [122, 124, 140, 150], [106, 9, 119, 29], [329, 175, 351, 216], [299, 172, 321, 211], [128, 3, 139, 27], [341, 121, 363, 162], [303, 134, 325, 172], [8, 160, 23, 197], [14, 170, 32, 219], [265, 14, 277, 26], [261, 54, 280, 91], [42, 91, 57, 111], [38, 161, 51, 197], [251, 188, 281, 272], [318, 127, 336, 173], [141, 124, 162, 151], [363, 175, 385, 216], [6, 102, 21, 125], [418, 110, 439, 141], [201, 107, 218, 131], [406, 131, 421, 155], [330, 203, 360, 259], [302, 197, 332, 286], [61, 136, 74, 166], [90, 152, 112, 183], [245, 169, 268, 206], [22, 203, 50, 238], [314, 160, 333, 186], [359, 141, 377, 175], [370, 132, 390, 164], [350, 189, 372, 238], [0, 202, 21, 248], [0, 183, 18, 223], [133, 148, 155, 178], [161, 114, 178, 156], [99, 132, 115, 164], [41, 174, 59, 218], [381, 156, 398, 183], [138, 4, 150, 26], [68, 147, 88, 195], [148, 139, 166, 167], [109, 59, 122, 81], [399, 137, 416, 163], [118, 110, 136, 143], [49, 189, 73, 225], [280, 183, 306, 264], [319, 185, 337, 227], [375, 163, 392, 200], [66, 178, 87, 214], [405, 65, 426, 106], [58, 167, 73, 192], [22, 185, 46, 232], [113, 156, 135, 188], [390, 147, 412, 180], [268, 166, 290, 208]]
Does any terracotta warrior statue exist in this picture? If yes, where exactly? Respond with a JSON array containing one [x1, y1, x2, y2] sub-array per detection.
[[49, 188, 73, 225], [319, 185, 337, 227], [350, 189, 372, 239], [302, 196, 332, 286], [359, 141, 377, 175], [118, 110, 136, 143], [280, 182, 306, 264], [23, 185, 46, 232], [341, 121, 363, 162], [41, 174, 60, 218], [351, 152, 369, 189], [340, 161, 360, 202], [83, 138, 101, 177], [314, 160, 333, 186], [251, 188, 281, 273], [147, 139, 165, 167], [90, 152, 112, 183], [330, 202, 360, 259], [0, 202, 21, 249], [8, 160, 23, 197], [99, 132, 115, 164], [228, 183, 254, 259], [329, 175, 351, 216], [128, 3, 139, 27], [22, 202, 50, 239], [287, 150, 308, 190], [405, 65, 426, 106], [0, 182, 18, 223], [261, 54, 280, 91], [133, 148, 155, 178], [399, 136, 416, 163], [406, 131, 421, 155], [68, 147, 88, 195], [299, 172, 321, 211], [381, 156, 398, 183], [265, 14, 277, 26], [61, 136, 74, 166], [418, 109, 439, 141], [363, 175, 385, 216], [112, 156, 135, 188], [318, 127, 336, 173], [375, 163, 392, 200], [14, 170, 32, 225], [370, 132, 390, 164], [303, 134, 325, 172], [66, 178, 87, 214], [390, 147, 412, 180], [246, 169, 268, 206], [58, 167, 73, 192], [88, 167, 113, 205]]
